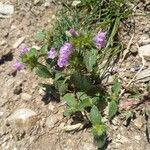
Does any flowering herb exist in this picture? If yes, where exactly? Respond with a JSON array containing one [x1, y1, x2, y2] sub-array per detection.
[[57, 42, 73, 68], [94, 32, 106, 49], [68, 28, 78, 37], [19, 43, 29, 55], [48, 48, 57, 59], [13, 61, 23, 71]]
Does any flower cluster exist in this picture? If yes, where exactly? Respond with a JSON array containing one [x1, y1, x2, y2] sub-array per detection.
[[13, 61, 23, 71], [48, 48, 57, 59], [94, 32, 106, 49], [19, 43, 29, 55], [57, 42, 73, 68]]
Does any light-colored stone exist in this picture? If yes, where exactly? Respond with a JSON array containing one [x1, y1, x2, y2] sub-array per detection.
[[139, 34, 150, 45], [34, 0, 41, 5], [139, 44, 150, 61], [72, 1, 81, 7], [21, 93, 32, 100], [8, 108, 38, 129], [44, 0, 53, 7], [45, 115, 59, 129], [0, 111, 4, 118], [0, 3, 14, 15], [13, 37, 25, 49], [133, 117, 144, 129]]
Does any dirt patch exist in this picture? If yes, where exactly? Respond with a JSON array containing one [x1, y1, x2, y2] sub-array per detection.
[[0, 0, 150, 150]]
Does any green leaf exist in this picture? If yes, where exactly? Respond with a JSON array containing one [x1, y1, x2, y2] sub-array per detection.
[[40, 44, 49, 54], [92, 124, 106, 136], [35, 31, 45, 41], [90, 105, 102, 125], [71, 72, 91, 91], [55, 80, 68, 96], [112, 78, 121, 96], [94, 133, 106, 148], [84, 49, 97, 72], [108, 100, 118, 119], [62, 93, 77, 107], [35, 64, 51, 78]]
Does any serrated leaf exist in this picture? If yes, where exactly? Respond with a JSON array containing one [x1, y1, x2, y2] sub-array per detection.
[[78, 98, 93, 110], [108, 100, 118, 119], [62, 93, 77, 107], [90, 105, 102, 125], [84, 49, 97, 72], [40, 44, 49, 54], [35, 64, 51, 78], [35, 31, 45, 41], [112, 78, 121, 96]]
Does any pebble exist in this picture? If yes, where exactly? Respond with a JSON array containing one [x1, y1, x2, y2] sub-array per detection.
[[21, 93, 32, 100], [8, 108, 38, 129], [139, 44, 150, 61], [0, 3, 14, 15], [133, 117, 144, 129], [45, 115, 59, 129], [139, 34, 150, 45], [13, 37, 25, 49], [0, 111, 4, 118]]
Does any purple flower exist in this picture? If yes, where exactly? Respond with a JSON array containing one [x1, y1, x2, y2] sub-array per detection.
[[68, 29, 78, 37], [13, 61, 23, 71], [94, 32, 106, 49], [19, 43, 29, 55], [57, 59, 69, 68], [48, 48, 57, 59], [57, 42, 73, 68]]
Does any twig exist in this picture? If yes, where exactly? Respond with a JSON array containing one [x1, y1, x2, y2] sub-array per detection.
[[119, 43, 146, 98], [120, 33, 135, 63]]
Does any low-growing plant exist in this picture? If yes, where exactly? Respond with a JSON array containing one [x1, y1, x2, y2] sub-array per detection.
[[14, 0, 135, 148]]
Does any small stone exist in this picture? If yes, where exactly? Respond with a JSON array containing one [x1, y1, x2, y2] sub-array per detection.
[[139, 44, 150, 61], [48, 103, 55, 111], [72, 1, 81, 7], [139, 34, 150, 45], [8, 108, 38, 129], [21, 93, 32, 100], [44, 0, 53, 7], [0, 40, 6, 46], [0, 111, 4, 118], [34, 0, 41, 5], [133, 117, 144, 129], [134, 135, 141, 140], [13, 37, 25, 49], [45, 115, 59, 129], [0, 3, 14, 15]]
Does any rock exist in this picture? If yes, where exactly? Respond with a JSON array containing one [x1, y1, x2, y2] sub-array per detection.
[[45, 115, 59, 129], [72, 1, 81, 7], [134, 135, 141, 140], [136, 68, 150, 82], [139, 44, 150, 61], [34, 0, 41, 5], [0, 40, 6, 46], [139, 34, 150, 45], [21, 93, 32, 100], [0, 3, 14, 15], [62, 123, 84, 132], [44, 0, 53, 7], [0, 111, 4, 118], [8, 108, 38, 129], [133, 117, 144, 129], [13, 37, 25, 49]]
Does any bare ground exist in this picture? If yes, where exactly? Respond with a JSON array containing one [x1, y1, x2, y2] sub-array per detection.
[[0, 0, 150, 150]]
